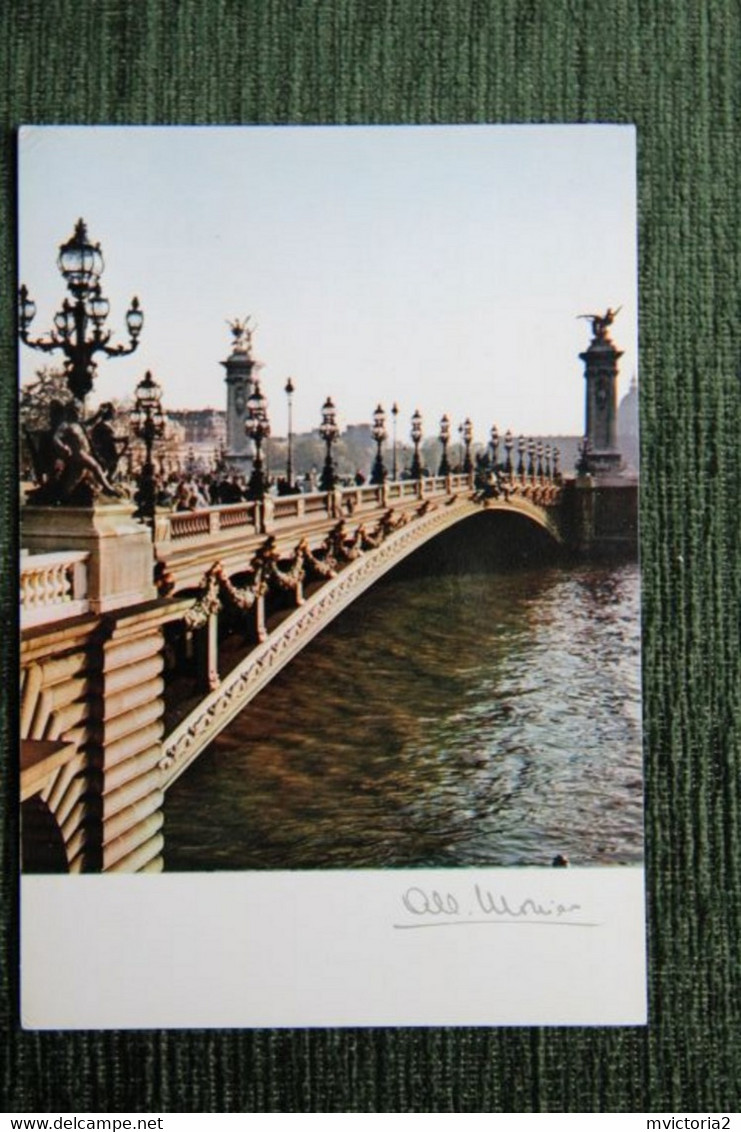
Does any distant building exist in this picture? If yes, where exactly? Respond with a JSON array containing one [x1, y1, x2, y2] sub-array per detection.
[[531, 436, 581, 474], [167, 408, 226, 447]]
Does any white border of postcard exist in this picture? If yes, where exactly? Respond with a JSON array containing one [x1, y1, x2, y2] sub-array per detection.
[[23, 867, 646, 1028]]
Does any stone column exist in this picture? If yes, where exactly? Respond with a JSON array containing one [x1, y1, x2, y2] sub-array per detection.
[[579, 320, 624, 475], [221, 323, 261, 475]]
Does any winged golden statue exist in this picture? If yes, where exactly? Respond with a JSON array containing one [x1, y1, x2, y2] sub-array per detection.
[[226, 315, 256, 351], [578, 306, 622, 340]]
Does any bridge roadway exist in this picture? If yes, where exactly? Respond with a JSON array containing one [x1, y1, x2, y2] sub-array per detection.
[[155, 472, 564, 787]]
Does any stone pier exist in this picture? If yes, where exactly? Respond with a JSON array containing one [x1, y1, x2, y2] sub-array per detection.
[[20, 501, 184, 873]]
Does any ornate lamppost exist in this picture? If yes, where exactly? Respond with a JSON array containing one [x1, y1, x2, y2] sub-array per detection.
[[517, 434, 526, 480], [18, 218, 143, 405], [410, 409, 423, 480], [576, 436, 592, 475], [391, 402, 399, 481], [370, 403, 387, 485], [490, 425, 499, 471], [504, 428, 514, 478], [461, 417, 473, 475], [130, 371, 165, 533], [527, 438, 536, 481], [438, 413, 451, 476], [284, 377, 295, 490], [245, 380, 271, 500], [319, 396, 339, 491]]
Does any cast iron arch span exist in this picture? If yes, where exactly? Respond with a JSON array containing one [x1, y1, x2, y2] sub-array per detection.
[[159, 494, 562, 788]]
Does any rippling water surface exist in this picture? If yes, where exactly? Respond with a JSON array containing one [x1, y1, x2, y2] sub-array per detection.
[[164, 560, 643, 869]]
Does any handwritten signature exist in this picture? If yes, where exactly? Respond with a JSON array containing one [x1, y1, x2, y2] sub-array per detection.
[[394, 885, 601, 928]]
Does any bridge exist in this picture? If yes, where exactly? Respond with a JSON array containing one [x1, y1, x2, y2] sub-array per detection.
[[155, 472, 564, 787], [22, 458, 612, 874]]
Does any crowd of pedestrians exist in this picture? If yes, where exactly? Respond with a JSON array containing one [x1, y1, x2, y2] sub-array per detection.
[[131, 462, 460, 512], [137, 469, 323, 511]]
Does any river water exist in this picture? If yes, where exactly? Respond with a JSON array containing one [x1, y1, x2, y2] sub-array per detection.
[[163, 547, 643, 871]]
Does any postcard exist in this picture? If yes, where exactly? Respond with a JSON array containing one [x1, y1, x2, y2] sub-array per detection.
[[18, 124, 645, 1028]]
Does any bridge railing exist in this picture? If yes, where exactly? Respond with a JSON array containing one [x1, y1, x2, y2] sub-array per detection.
[[154, 477, 473, 547], [152, 472, 565, 553], [20, 550, 90, 628], [152, 474, 495, 559], [155, 501, 259, 545]]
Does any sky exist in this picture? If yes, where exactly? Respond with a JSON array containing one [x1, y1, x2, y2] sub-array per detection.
[[18, 125, 637, 441]]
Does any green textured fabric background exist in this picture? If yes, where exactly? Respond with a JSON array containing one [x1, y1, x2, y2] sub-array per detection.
[[1, 0, 739, 1113]]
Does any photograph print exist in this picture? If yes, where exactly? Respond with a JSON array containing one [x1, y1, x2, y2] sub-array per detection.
[[18, 125, 645, 1028]]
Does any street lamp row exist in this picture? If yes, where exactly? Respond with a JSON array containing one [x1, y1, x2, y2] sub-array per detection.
[[18, 220, 559, 515], [488, 426, 561, 482], [245, 394, 463, 496]]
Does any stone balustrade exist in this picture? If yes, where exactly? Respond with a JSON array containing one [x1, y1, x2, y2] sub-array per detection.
[[20, 550, 90, 628], [155, 501, 258, 545], [154, 475, 477, 548]]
